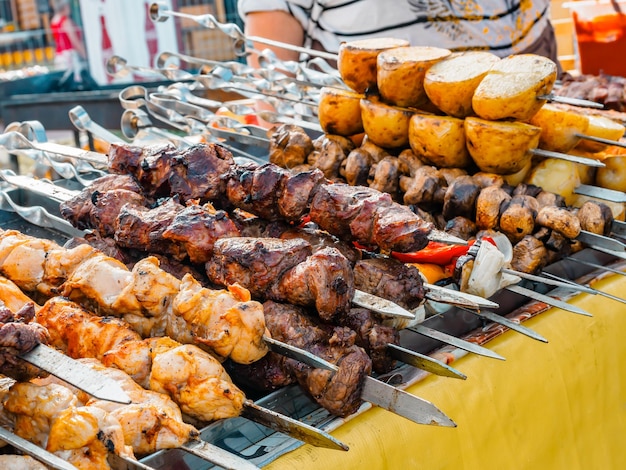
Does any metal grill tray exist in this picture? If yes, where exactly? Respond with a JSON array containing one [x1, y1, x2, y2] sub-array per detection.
[[0, 179, 618, 468]]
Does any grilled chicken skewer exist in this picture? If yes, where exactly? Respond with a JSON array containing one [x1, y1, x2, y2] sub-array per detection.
[[0, 228, 453, 428]]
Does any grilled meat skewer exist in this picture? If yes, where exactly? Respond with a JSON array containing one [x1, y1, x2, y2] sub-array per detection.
[[0, 229, 268, 365], [105, 142, 437, 252]]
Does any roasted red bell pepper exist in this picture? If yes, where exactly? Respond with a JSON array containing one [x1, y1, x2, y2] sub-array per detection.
[[390, 240, 476, 266], [391, 236, 497, 266]]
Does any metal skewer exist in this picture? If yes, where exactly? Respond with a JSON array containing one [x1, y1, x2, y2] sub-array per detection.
[[502, 268, 598, 295], [149, 2, 338, 62], [541, 271, 626, 305], [505, 284, 592, 316], [564, 256, 626, 277], [574, 183, 626, 203], [457, 307, 548, 343], [407, 324, 505, 360]]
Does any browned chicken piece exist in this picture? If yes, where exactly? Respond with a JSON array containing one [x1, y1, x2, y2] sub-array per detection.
[[162, 202, 241, 264], [278, 168, 327, 221], [536, 205, 581, 239], [41, 358, 200, 455], [0, 302, 48, 381], [442, 175, 481, 220], [115, 197, 187, 259], [207, 237, 354, 321], [172, 274, 268, 364], [269, 124, 314, 168], [0, 229, 268, 365], [445, 216, 477, 241], [368, 156, 400, 196], [337, 307, 398, 374], [576, 200, 614, 236], [403, 165, 447, 210], [510, 235, 548, 274], [34, 297, 246, 424], [89, 190, 148, 238], [475, 185, 512, 230], [499, 195, 539, 243], [263, 300, 372, 417], [343, 147, 373, 186], [353, 258, 425, 311], [312, 136, 349, 179], [4, 381, 133, 470], [310, 183, 433, 252], [36, 297, 141, 360], [0, 276, 40, 314], [59, 174, 145, 232]]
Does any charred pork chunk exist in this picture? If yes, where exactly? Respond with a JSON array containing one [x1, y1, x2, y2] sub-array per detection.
[[337, 307, 399, 374], [309, 183, 433, 253], [115, 197, 187, 259], [353, 258, 425, 311], [206, 237, 354, 321], [280, 224, 362, 266], [108, 142, 235, 200], [263, 300, 372, 417], [0, 302, 49, 381], [226, 351, 294, 393], [226, 163, 325, 222], [59, 173, 147, 233]]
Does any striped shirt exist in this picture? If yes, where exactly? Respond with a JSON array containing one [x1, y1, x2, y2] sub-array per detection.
[[237, 0, 554, 59]]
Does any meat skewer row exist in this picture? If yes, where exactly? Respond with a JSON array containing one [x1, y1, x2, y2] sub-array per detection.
[[57, 179, 428, 374], [103, 141, 452, 253], [0, 281, 347, 455], [0, 228, 268, 365], [2, 378, 134, 470]]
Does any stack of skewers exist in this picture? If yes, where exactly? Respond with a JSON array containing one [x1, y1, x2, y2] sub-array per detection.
[[0, 4, 626, 468]]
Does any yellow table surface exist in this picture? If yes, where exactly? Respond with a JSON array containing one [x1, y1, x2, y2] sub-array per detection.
[[267, 273, 626, 470]]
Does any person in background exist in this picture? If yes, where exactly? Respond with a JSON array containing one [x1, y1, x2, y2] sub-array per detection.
[[50, 0, 92, 90], [237, 0, 562, 74]]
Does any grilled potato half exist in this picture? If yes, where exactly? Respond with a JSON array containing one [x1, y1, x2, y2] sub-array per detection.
[[424, 51, 500, 118], [360, 98, 414, 148], [377, 46, 451, 107], [408, 113, 471, 168], [338, 37, 409, 93], [529, 103, 590, 153], [318, 86, 365, 137], [472, 54, 558, 121], [464, 117, 541, 174], [576, 114, 626, 153]]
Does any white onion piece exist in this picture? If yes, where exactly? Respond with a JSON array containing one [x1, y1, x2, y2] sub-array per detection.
[[466, 241, 520, 298], [484, 231, 514, 265]]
